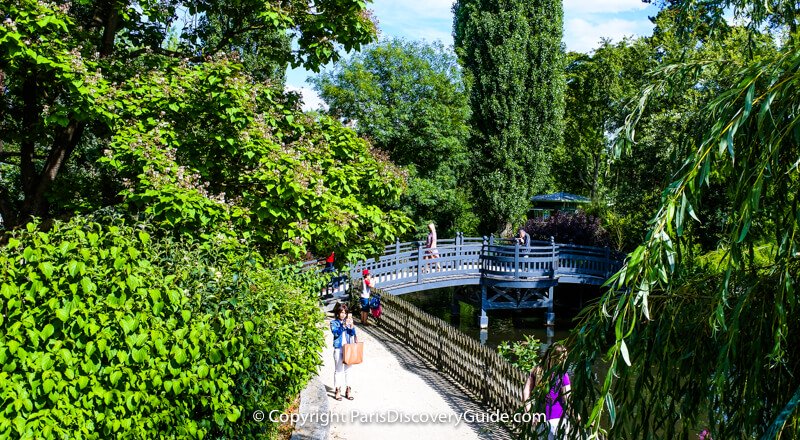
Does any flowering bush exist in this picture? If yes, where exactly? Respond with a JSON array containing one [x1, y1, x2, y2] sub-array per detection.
[[523, 210, 612, 248]]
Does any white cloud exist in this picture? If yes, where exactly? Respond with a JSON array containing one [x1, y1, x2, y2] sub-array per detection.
[[285, 85, 328, 112], [564, 0, 648, 15], [565, 17, 650, 53]]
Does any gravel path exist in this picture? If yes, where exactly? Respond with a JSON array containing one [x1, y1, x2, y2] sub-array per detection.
[[317, 319, 513, 440]]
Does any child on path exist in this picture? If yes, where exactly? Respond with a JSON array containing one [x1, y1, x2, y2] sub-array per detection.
[[360, 269, 372, 325]]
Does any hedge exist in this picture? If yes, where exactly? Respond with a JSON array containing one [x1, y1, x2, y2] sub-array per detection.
[[0, 215, 323, 438]]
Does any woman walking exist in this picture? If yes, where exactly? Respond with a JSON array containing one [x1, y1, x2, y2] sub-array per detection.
[[425, 223, 440, 271], [331, 302, 356, 401]]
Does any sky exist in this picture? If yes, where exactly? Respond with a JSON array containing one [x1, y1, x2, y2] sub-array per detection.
[[286, 0, 661, 110]]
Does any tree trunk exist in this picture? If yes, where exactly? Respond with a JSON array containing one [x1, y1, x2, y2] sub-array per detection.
[[19, 121, 85, 221], [100, 2, 120, 57], [11, 1, 120, 227], [0, 186, 15, 229]]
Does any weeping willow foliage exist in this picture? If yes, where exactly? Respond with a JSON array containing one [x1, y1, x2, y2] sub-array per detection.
[[565, 2, 800, 439]]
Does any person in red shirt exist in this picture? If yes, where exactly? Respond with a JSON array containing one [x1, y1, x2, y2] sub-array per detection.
[[360, 269, 372, 325], [322, 251, 335, 273]]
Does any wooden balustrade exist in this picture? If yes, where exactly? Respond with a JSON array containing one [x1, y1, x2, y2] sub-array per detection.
[[347, 236, 621, 290]]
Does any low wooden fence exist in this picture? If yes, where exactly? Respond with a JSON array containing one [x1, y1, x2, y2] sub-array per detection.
[[370, 289, 529, 425]]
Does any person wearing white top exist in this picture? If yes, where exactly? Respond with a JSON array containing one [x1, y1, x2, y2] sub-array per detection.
[[360, 269, 372, 325]]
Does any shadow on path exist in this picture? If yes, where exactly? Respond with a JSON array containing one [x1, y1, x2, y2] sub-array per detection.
[[360, 321, 516, 440]]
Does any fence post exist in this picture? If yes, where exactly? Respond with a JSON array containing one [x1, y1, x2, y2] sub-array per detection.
[[514, 240, 520, 279], [404, 308, 411, 345], [417, 241, 425, 283], [604, 246, 611, 276], [436, 320, 443, 371], [550, 236, 557, 278], [482, 348, 490, 404]]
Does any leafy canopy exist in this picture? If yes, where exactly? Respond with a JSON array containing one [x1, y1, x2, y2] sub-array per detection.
[[565, 2, 800, 438], [1, 0, 410, 259], [0, 0, 378, 232], [101, 56, 411, 260]]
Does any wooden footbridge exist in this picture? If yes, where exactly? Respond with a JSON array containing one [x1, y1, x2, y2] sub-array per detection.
[[323, 234, 623, 328]]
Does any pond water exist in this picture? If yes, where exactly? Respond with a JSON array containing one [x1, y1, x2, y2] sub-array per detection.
[[400, 285, 599, 349]]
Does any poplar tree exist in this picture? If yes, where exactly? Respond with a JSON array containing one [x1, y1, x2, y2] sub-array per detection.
[[453, 0, 566, 234]]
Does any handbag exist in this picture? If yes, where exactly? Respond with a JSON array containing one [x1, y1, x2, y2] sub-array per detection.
[[342, 334, 363, 365]]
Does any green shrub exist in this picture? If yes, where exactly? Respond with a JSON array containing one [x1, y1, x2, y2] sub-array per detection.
[[497, 335, 542, 373], [0, 215, 323, 438]]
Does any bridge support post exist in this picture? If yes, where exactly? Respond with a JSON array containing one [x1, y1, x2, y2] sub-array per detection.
[[543, 325, 555, 351], [451, 294, 461, 320], [546, 285, 555, 327], [479, 285, 489, 329]]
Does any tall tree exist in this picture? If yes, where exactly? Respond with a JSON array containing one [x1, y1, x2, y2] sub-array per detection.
[[453, 0, 565, 234], [311, 39, 477, 236]]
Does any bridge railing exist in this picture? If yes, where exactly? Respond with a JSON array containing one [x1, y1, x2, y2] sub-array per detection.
[[480, 243, 557, 279], [333, 234, 624, 292], [353, 234, 485, 288], [557, 244, 623, 278]]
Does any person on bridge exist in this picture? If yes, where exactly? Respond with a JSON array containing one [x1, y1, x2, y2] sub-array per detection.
[[424, 223, 440, 271], [331, 302, 357, 401], [516, 228, 531, 247], [360, 269, 373, 325]]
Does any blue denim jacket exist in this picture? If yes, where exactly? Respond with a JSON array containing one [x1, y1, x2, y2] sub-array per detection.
[[331, 319, 356, 349]]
